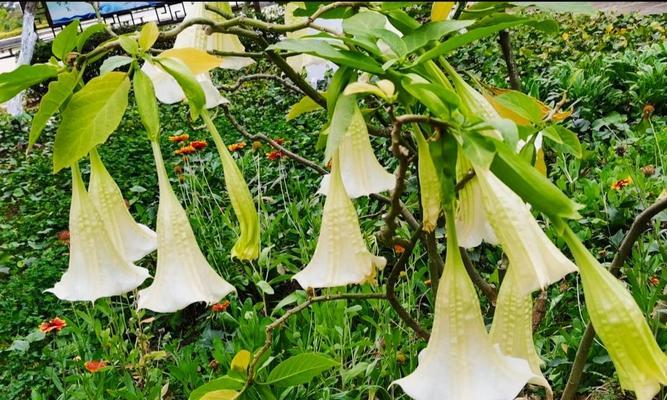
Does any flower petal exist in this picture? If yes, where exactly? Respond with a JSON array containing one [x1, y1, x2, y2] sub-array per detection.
[[141, 61, 185, 104], [88, 148, 157, 262], [455, 156, 497, 248], [46, 163, 149, 302]]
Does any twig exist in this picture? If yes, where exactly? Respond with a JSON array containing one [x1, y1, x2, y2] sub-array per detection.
[[560, 195, 667, 400], [544, 92, 569, 122], [218, 73, 303, 94], [452, 1, 468, 19], [460, 247, 498, 304], [498, 30, 521, 91]]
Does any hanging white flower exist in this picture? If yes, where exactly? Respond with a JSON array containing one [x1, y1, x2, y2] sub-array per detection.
[[393, 212, 534, 399], [475, 166, 577, 294], [178, 2, 255, 70], [46, 163, 150, 302], [294, 151, 386, 289], [318, 100, 395, 198], [137, 142, 235, 312], [88, 148, 157, 262], [455, 155, 497, 248]]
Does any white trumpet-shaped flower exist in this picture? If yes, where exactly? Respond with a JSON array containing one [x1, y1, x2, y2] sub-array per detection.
[[177, 2, 254, 70], [88, 148, 157, 262], [474, 166, 577, 294], [294, 151, 386, 289], [137, 141, 235, 312], [561, 224, 667, 400], [490, 268, 552, 396], [46, 163, 150, 302], [393, 209, 534, 400], [318, 101, 395, 198], [455, 155, 497, 248]]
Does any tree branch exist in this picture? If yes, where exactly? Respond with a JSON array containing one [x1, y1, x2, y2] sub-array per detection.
[[460, 247, 498, 304], [560, 195, 667, 400], [498, 30, 522, 91]]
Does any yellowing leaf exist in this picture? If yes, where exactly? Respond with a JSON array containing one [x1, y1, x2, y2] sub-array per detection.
[[485, 93, 531, 126], [431, 2, 454, 21], [230, 349, 251, 374], [139, 22, 159, 50], [535, 148, 547, 176], [158, 48, 221, 74], [201, 390, 240, 400], [287, 95, 323, 120]]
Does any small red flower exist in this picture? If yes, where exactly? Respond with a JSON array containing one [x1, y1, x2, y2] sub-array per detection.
[[393, 244, 405, 254], [175, 145, 196, 155], [211, 300, 230, 313], [39, 317, 67, 333], [190, 140, 208, 150], [84, 360, 107, 373], [266, 150, 285, 161], [611, 176, 633, 190], [169, 133, 190, 143], [57, 230, 70, 245], [228, 142, 247, 152], [649, 276, 660, 286]]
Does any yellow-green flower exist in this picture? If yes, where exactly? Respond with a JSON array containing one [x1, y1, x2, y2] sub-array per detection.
[[561, 224, 667, 400], [413, 126, 441, 232]]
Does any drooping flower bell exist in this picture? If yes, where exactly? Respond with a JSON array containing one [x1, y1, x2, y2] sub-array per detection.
[[560, 224, 667, 400], [46, 163, 150, 302], [88, 148, 157, 262], [294, 151, 386, 289], [490, 268, 552, 396], [137, 141, 235, 312], [202, 112, 260, 260], [413, 126, 441, 232], [177, 2, 254, 70], [318, 100, 395, 198], [393, 208, 534, 400], [455, 155, 497, 248], [473, 166, 577, 294]]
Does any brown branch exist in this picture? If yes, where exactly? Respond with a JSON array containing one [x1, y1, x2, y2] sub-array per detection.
[[532, 290, 548, 330], [498, 30, 522, 91], [218, 73, 303, 94], [460, 247, 498, 305], [560, 195, 667, 400]]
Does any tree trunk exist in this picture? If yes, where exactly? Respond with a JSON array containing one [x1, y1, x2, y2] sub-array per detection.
[[6, 2, 38, 116]]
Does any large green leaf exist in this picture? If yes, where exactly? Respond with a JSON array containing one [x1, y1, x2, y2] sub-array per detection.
[[52, 20, 80, 60], [493, 91, 544, 124], [371, 28, 407, 57], [401, 78, 450, 118], [268, 39, 383, 74], [384, 9, 421, 33], [200, 390, 239, 400], [264, 352, 339, 388], [53, 72, 130, 172], [413, 19, 531, 65], [99, 55, 133, 74], [29, 70, 78, 149], [0, 64, 59, 103], [541, 125, 583, 158], [490, 142, 583, 219], [133, 69, 160, 141], [188, 376, 244, 400], [287, 95, 323, 120], [156, 58, 205, 120], [403, 20, 474, 53], [324, 94, 356, 162], [342, 11, 387, 36], [138, 22, 159, 50]]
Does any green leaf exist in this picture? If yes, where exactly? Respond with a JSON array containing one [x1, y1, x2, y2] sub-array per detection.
[[29, 70, 78, 150], [325, 94, 356, 162], [371, 28, 407, 57], [490, 142, 583, 219], [287, 95, 323, 120], [462, 130, 497, 169], [542, 125, 582, 158], [493, 91, 543, 123], [342, 11, 387, 36], [189, 376, 244, 400], [0, 64, 59, 103], [264, 352, 339, 388], [138, 22, 159, 50], [77, 23, 106, 52], [293, 2, 352, 19], [401, 78, 450, 117], [256, 280, 275, 295], [429, 131, 458, 205], [156, 58, 205, 120], [200, 390, 240, 400], [133, 69, 160, 141], [118, 35, 139, 55], [485, 118, 519, 149], [268, 39, 383, 74], [53, 72, 130, 172], [414, 19, 530, 65], [99, 55, 133, 74], [403, 20, 474, 53], [52, 20, 80, 60], [326, 67, 353, 119], [384, 9, 421, 33]]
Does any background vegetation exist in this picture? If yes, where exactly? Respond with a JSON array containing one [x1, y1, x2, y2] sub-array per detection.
[[0, 7, 665, 400]]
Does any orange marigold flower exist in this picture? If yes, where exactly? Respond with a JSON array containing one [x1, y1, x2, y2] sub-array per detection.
[[227, 142, 247, 152], [643, 104, 655, 120], [611, 176, 633, 190], [175, 145, 196, 156], [266, 150, 285, 161], [84, 360, 107, 373], [39, 317, 67, 333], [649, 276, 660, 286], [169, 133, 190, 143], [211, 300, 230, 313], [393, 244, 405, 254], [191, 140, 208, 150]]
